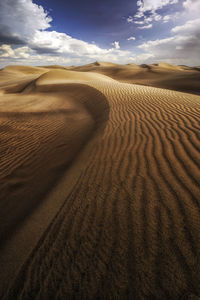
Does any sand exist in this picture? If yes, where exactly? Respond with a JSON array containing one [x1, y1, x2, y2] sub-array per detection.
[[0, 63, 200, 299], [73, 61, 200, 95]]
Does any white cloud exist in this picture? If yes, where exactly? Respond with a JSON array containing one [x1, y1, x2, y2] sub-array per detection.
[[134, 11, 144, 18], [133, 0, 179, 28], [138, 24, 153, 29], [31, 30, 109, 56], [0, 44, 15, 58], [145, 17, 153, 23], [14, 46, 32, 59], [171, 18, 200, 34], [0, 44, 32, 59], [136, 0, 178, 14], [127, 37, 136, 41], [112, 41, 120, 49], [131, 53, 155, 64], [0, 0, 52, 43], [183, 0, 200, 12], [127, 16, 134, 23], [163, 15, 171, 23], [134, 21, 145, 24], [176, 45, 183, 50], [0, 43, 136, 67], [134, 13, 157, 26], [137, 18, 200, 65], [153, 13, 162, 21], [139, 37, 174, 49]]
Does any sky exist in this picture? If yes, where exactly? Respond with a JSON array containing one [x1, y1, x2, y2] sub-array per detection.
[[0, 0, 200, 67]]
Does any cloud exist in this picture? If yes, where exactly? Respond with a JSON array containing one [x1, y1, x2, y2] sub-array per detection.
[[134, 21, 145, 25], [127, 37, 136, 41], [0, 34, 26, 45], [0, 44, 15, 58], [137, 18, 200, 65], [0, 43, 135, 66], [0, 0, 136, 67], [127, 16, 134, 23], [133, 0, 179, 28], [0, 44, 32, 59], [138, 24, 153, 29], [134, 11, 144, 18], [111, 41, 120, 49], [135, 0, 178, 14], [183, 0, 200, 12], [131, 53, 155, 64], [171, 18, 200, 34], [0, 0, 52, 45], [133, 12, 160, 26], [153, 13, 162, 21], [163, 15, 171, 23]]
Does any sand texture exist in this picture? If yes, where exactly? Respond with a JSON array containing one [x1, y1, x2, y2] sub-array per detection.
[[73, 61, 200, 95], [0, 64, 200, 299]]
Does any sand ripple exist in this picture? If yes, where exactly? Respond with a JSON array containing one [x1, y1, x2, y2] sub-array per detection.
[[0, 67, 199, 299]]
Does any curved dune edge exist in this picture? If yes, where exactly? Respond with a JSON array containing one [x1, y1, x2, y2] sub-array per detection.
[[72, 62, 200, 95], [3, 72, 200, 300], [35, 69, 116, 85], [0, 80, 109, 297]]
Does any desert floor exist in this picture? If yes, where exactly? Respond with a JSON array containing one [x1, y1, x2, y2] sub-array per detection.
[[0, 63, 200, 299]]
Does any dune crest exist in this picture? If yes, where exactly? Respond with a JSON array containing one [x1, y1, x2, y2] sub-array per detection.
[[35, 69, 116, 86], [72, 61, 200, 95], [2, 65, 48, 75]]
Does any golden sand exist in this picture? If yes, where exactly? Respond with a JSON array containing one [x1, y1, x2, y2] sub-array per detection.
[[0, 64, 200, 299]]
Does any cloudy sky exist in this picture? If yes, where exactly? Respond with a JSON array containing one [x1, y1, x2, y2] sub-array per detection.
[[0, 0, 200, 67]]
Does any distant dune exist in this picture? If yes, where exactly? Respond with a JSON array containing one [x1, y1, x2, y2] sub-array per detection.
[[0, 63, 200, 299], [72, 61, 200, 95]]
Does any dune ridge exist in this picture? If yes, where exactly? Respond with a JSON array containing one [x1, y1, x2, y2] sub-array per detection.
[[72, 61, 200, 95], [0, 65, 200, 299]]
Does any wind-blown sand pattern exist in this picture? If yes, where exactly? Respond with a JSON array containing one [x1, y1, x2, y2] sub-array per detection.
[[73, 61, 200, 95], [0, 64, 200, 299]]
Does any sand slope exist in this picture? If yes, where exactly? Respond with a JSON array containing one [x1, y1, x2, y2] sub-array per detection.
[[0, 65, 200, 299], [73, 61, 200, 95]]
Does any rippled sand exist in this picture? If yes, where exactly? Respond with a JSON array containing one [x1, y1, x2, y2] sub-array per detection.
[[0, 64, 200, 299]]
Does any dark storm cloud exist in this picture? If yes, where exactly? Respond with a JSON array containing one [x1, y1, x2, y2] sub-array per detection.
[[0, 34, 26, 46], [31, 46, 60, 55]]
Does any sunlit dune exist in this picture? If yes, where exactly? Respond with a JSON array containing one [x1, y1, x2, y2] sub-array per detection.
[[1, 65, 48, 74], [36, 69, 116, 86], [0, 64, 200, 299], [72, 61, 200, 95]]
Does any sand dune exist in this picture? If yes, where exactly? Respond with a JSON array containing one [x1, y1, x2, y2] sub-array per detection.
[[0, 65, 48, 94], [0, 64, 200, 299], [35, 69, 115, 86], [72, 61, 200, 95]]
